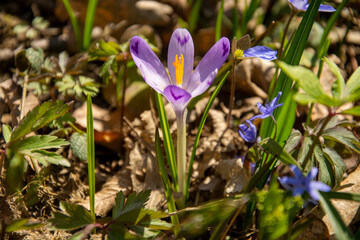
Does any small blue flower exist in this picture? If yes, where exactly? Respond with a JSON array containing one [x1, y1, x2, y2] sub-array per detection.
[[239, 120, 257, 143], [236, 46, 277, 61], [243, 46, 278, 61], [288, 0, 336, 12], [251, 91, 283, 120], [278, 165, 331, 204]]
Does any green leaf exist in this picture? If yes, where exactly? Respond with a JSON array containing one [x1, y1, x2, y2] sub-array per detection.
[[297, 136, 313, 170], [283, 129, 302, 154], [261, 138, 301, 168], [5, 219, 44, 232], [86, 94, 96, 220], [323, 57, 344, 99], [186, 71, 229, 201], [79, 76, 100, 97], [324, 191, 360, 202], [98, 40, 120, 55], [108, 224, 139, 240], [155, 92, 177, 189], [6, 151, 25, 193], [113, 191, 126, 219], [318, 192, 353, 240], [2, 124, 12, 143], [22, 149, 70, 167], [323, 147, 346, 186], [277, 61, 341, 107], [32, 16, 49, 31], [138, 218, 172, 230], [48, 202, 95, 230], [99, 55, 116, 82], [341, 106, 360, 117], [215, 0, 224, 41], [322, 127, 360, 153], [343, 65, 360, 102], [70, 132, 87, 161], [10, 101, 72, 142], [123, 190, 151, 215], [128, 226, 160, 238], [261, 0, 328, 148], [114, 208, 168, 226], [314, 144, 333, 186], [14, 135, 68, 151]]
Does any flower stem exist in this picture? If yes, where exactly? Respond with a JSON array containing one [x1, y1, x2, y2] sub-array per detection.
[[177, 109, 187, 207]]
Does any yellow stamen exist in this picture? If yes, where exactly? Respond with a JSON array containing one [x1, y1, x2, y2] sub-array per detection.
[[235, 49, 244, 59], [173, 54, 184, 86]]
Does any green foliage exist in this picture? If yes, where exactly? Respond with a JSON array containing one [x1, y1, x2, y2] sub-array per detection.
[[15, 48, 44, 73], [49, 190, 171, 239], [278, 60, 360, 109], [86, 94, 96, 220], [10, 101, 72, 142], [318, 192, 353, 240], [5, 219, 45, 232], [260, 0, 323, 150], [13, 16, 49, 40], [4, 101, 72, 193], [70, 132, 87, 161], [257, 181, 303, 240], [283, 118, 356, 187], [260, 138, 301, 168], [48, 202, 95, 230]]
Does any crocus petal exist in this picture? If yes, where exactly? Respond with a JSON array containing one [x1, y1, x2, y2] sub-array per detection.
[[168, 28, 194, 89], [163, 85, 191, 113], [188, 37, 230, 97], [318, 4, 336, 12], [130, 36, 171, 93], [243, 46, 277, 60]]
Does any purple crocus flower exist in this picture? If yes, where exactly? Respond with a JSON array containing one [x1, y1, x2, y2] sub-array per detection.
[[130, 28, 230, 115], [239, 120, 257, 143], [278, 165, 331, 204], [288, 0, 336, 12], [251, 91, 283, 120]]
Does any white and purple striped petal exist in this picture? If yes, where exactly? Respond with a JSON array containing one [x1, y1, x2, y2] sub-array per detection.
[[188, 37, 230, 97], [130, 36, 171, 94], [163, 85, 191, 114], [168, 29, 194, 89]]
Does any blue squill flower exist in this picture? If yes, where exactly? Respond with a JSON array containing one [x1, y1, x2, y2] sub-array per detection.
[[239, 120, 257, 143], [235, 46, 277, 61], [251, 91, 283, 120], [130, 28, 230, 115], [278, 165, 331, 204], [288, 0, 336, 12]]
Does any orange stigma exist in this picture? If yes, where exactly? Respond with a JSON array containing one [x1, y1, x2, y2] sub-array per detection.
[[173, 54, 184, 86]]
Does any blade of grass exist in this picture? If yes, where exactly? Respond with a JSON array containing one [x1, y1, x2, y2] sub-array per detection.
[[240, 0, 261, 36], [260, 0, 323, 146], [188, 0, 203, 33], [215, 0, 225, 41], [185, 71, 229, 202], [317, 0, 349, 58], [86, 94, 96, 221], [83, 0, 98, 50], [318, 191, 353, 240], [155, 92, 178, 191], [155, 129, 179, 234], [62, 0, 82, 50]]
